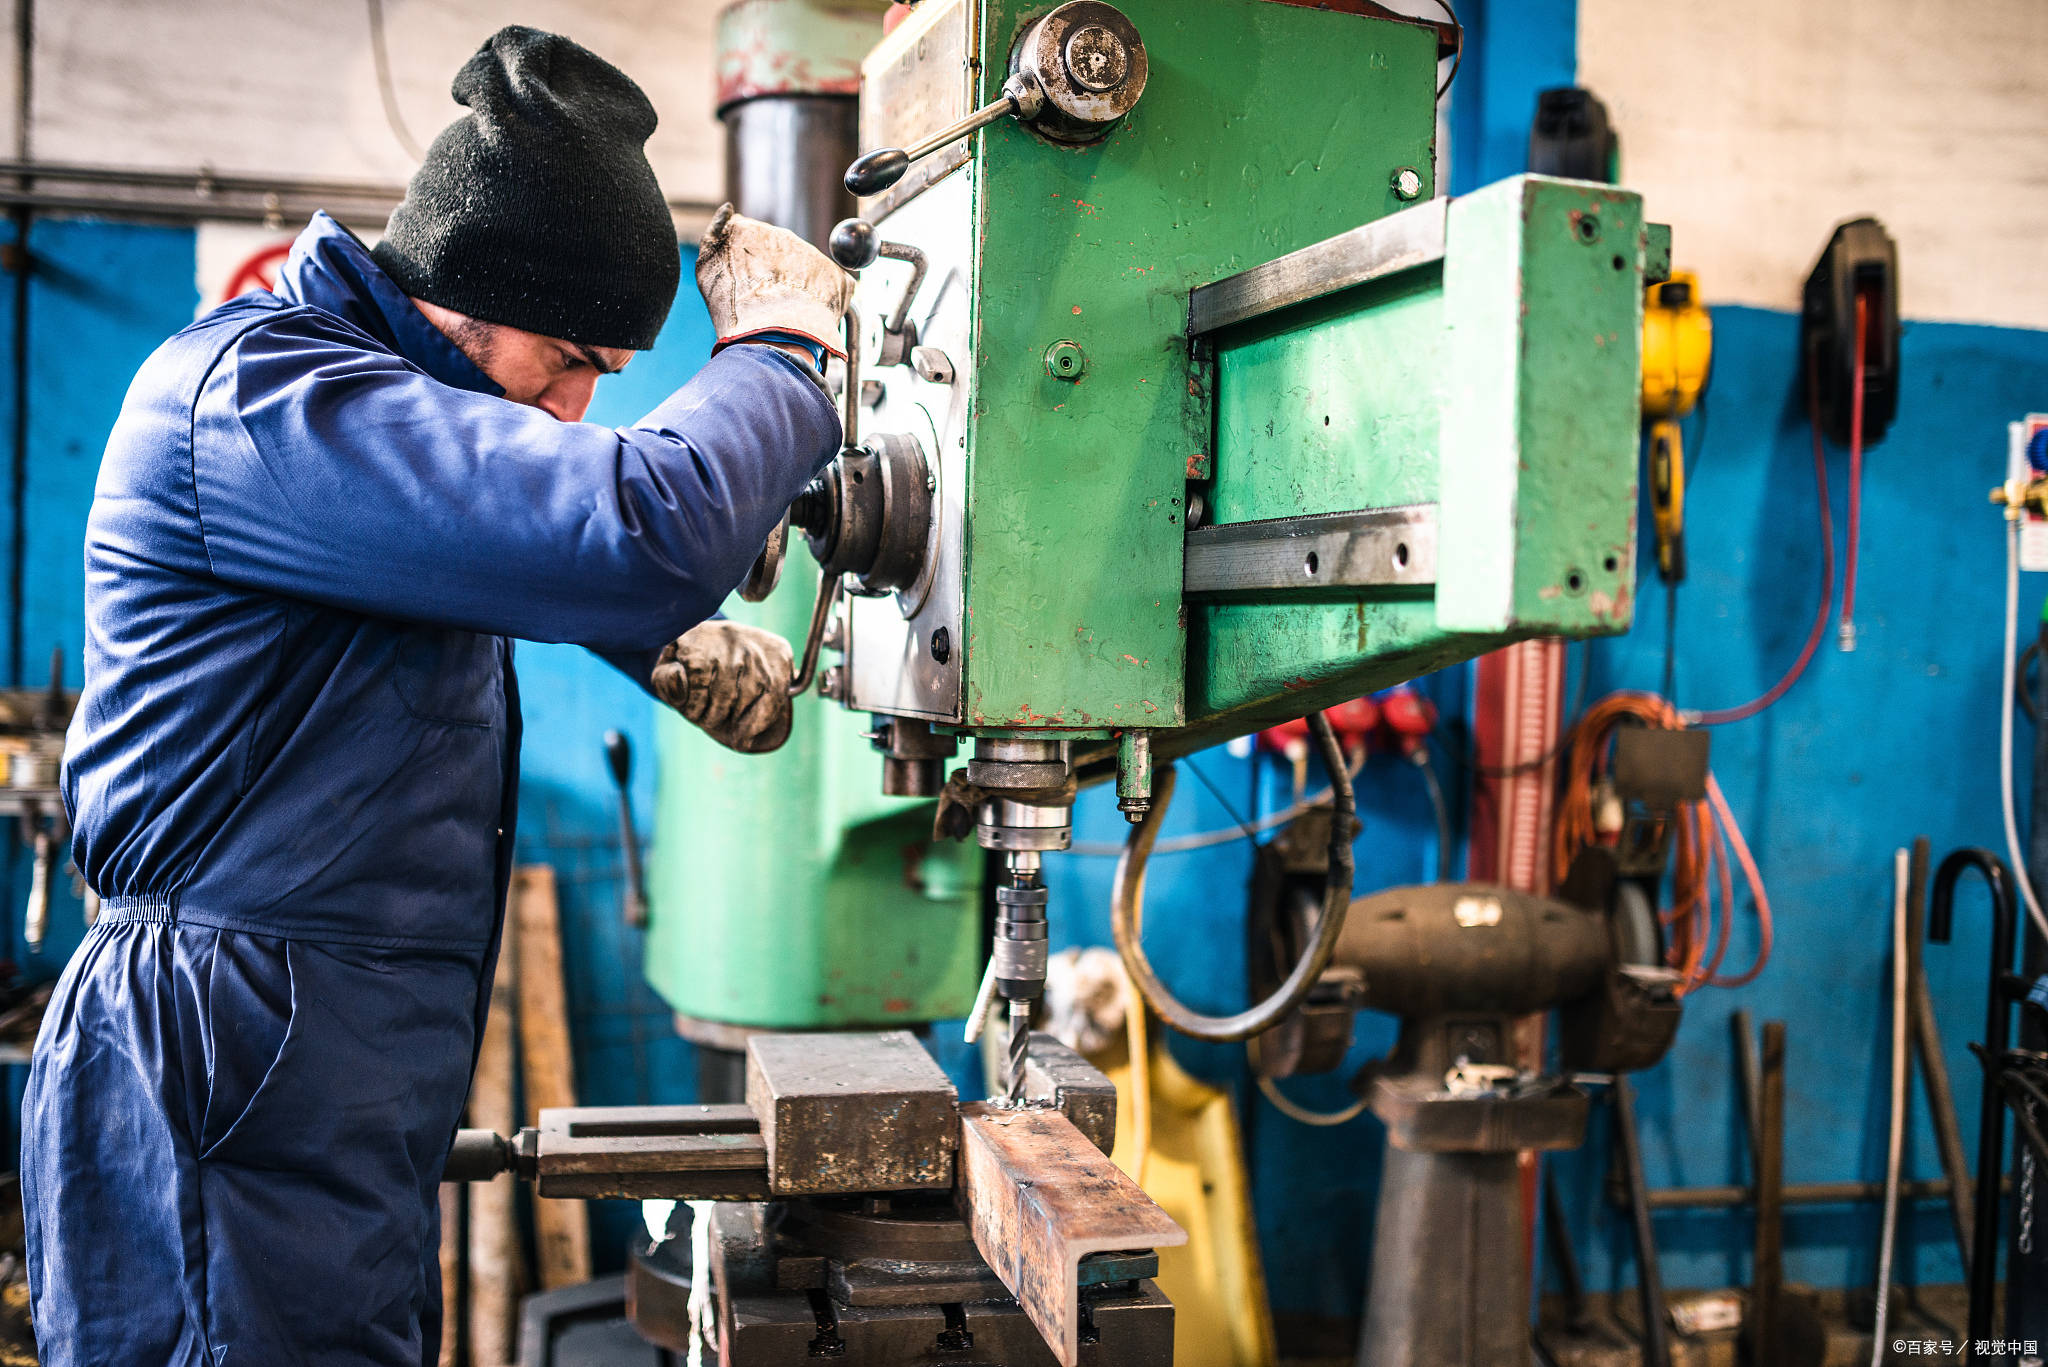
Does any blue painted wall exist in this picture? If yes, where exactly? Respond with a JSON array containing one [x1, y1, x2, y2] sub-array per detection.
[[1552, 308, 2048, 1296]]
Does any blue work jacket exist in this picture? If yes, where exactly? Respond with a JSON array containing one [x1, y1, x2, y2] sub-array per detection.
[[61, 212, 840, 953]]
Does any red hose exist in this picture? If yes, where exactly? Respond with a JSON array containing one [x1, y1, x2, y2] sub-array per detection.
[[1688, 351, 1837, 726], [1840, 289, 1870, 645]]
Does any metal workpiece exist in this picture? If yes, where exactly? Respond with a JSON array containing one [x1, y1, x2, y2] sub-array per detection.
[[955, 1102, 1186, 1367], [1187, 196, 1448, 336], [1015, 1032, 1119, 1153], [1183, 505, 1439, 597], [745, 1030, 960, 1195]]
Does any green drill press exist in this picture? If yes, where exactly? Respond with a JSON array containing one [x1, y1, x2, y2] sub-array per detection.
[[651, 0, 1651, 1095]]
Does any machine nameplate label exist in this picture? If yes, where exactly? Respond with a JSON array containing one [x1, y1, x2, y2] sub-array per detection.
[[860, 0, 971, 221]]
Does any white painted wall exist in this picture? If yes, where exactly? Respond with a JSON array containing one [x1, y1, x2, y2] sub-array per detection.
[[26, 0, 730, 203], [1579, 0, 2048, 330]]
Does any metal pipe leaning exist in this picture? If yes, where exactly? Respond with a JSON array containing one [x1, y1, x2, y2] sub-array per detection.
[[1928, 844, 2021, 1349]]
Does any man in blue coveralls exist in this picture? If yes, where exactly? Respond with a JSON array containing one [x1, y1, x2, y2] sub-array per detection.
[[20, 26, 853, 1366]]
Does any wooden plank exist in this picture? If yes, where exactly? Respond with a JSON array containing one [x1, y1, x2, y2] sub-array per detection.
[[436, 1183, 460, 1367], [955, 1103, 1186, 1367], [468, 932, 521, 1367], [511, 866, 592, 1290]]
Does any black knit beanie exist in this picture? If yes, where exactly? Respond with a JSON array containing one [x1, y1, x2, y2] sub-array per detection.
[[371, 27, 680, 351]]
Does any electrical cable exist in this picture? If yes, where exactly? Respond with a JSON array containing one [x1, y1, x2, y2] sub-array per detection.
[[1839, 290, 1869, 652], [1684, 352, 1836, 726], [1255, 1070, 1367, 1127], [1182, 758, 1261, 846], [1415, 749, 1453, 881], [1553, 692, 1775, 993], [367, 0, 427, 162], [1112, 712, 1356, 1042], [1999, 514, 2048, 945], [1124, 960, 1153, 1187], [1068, 742, 1364, 857], [1431, 0, 1461, 102], [1869, 847, 1909, 1367]]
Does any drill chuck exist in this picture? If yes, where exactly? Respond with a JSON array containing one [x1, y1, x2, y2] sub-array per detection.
[[993, 878, 1050, 999]]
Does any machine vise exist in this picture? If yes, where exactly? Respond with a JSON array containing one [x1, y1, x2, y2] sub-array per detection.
[[448, 1030, 1181, 1367]]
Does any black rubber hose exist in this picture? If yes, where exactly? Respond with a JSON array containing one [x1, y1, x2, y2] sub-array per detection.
[[1111, 711, 1357, 1042]]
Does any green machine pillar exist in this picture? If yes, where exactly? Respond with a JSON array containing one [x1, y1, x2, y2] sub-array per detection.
[[646, 0, 984, 1037]]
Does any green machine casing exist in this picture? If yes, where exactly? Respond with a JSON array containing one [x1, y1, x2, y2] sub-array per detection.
[[648, 0, 1647, 1029]]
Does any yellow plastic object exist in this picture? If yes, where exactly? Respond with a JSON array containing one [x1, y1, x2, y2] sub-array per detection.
[[1649, 418, 1686, 581], [1097, 1019, 1277, 1367], [1642, 270, 1711, 419]]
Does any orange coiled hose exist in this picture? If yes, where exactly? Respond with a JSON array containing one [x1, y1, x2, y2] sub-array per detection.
[[1553, 691, 1774, 994]]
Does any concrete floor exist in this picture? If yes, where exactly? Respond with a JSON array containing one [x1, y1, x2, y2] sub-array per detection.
[[1537, 1283, 1983, 1366]]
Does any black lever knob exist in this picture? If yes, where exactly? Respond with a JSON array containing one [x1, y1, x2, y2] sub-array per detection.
[[829, 217, 880, 271], [604, 729, 632, 788], [845, 147, 911, 198]]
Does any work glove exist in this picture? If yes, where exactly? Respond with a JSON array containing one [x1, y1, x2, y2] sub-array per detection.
[[650, 621, 795, 755], [695, 203, 855, 360]]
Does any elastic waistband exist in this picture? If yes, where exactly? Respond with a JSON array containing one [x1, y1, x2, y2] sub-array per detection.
[[96, 893, 491, 953]]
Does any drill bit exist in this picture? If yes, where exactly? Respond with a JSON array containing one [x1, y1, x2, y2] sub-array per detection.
[[992, 852, 1049, 1106], [1007, 997, 1030, 1103]]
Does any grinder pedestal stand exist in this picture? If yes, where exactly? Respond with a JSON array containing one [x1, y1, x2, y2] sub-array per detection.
[[1357, 1019, 1589, 1367]]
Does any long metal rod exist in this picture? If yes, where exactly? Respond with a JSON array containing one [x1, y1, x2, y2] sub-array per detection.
[[1611, 1078, 1672, 1367], [1752, 1021, 1787, 1367], [904, 93, 1020, 163], [1929, 847, 2019, 1348], [1733, 1009, 1763, 1163], [1904, 835, 1976, 1262], [787, 571, 842, 698], [1870, 849, 1910, 1366], [0, 159, 719, 234], [1541, 1165, 1591, 1333], [1633, 1177, 1993, 1212]]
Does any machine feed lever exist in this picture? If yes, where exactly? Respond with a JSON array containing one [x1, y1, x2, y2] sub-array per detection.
[[788, 570, 844, 698], [829, 218, 928, 341], [843, 2, 1149, 198], [844, 73, 1044, 198]]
